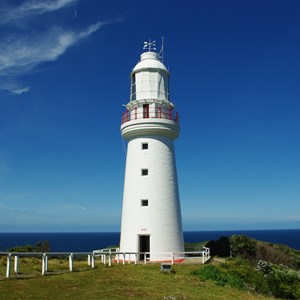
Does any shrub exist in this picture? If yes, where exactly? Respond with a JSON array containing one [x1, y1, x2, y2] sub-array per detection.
[[256, 260, 300, 299], [8, 244, 34, 252], [230, 235, 257, 260], [256, 260, 273, 275], [7, 240, 51, 253], [191, 265, 245, 290], [205, 236, 231, 257], [221, 259, 269, 295], [256, 242, 290, 266]]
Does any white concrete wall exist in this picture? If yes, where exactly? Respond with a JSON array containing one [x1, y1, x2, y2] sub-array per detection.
[[119, 135, 184, 261]]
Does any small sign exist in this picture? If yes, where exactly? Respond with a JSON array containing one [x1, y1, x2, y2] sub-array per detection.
[[160, 263, 172, 273]]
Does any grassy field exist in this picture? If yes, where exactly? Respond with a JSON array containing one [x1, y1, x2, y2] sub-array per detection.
[[0, 256, 274, 300]]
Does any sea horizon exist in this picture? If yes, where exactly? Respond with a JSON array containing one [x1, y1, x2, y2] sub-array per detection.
[[1, 228, 300, 233], [0, 229, 299, 252]]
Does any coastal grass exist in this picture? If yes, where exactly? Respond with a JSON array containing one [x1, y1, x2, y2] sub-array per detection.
[[0, 257, 274, 300]]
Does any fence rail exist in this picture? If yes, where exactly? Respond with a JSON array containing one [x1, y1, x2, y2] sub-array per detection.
[[0, 251, 95, 278], [0, 248, 210, 278]]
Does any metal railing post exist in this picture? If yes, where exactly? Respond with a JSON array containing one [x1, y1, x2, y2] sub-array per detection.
[[42, 254, 46, 275], [69, 253, 73, 272], [108, 254, 112, 267], [45, 254, 48, 272], [6, 253, 11, 278], [14, 255, 18, 274], [92, 254, 95, 268]]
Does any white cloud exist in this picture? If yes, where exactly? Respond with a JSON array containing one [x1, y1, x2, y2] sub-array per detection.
[[1, 0, 78, 24], [0, 80, 30, 95], [10, 86, 30, 95], [0, 22, 102, 93], [0, 0, 104, 95], [0, 22, 102, 77]]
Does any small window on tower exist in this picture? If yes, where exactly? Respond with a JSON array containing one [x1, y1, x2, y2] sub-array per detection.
[[141, 169, 148, 176], [141, 199, 148, 207], [142, 143, 148, 150]]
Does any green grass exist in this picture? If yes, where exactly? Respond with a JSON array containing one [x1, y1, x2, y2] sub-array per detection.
[[0, 257, 274, 299]]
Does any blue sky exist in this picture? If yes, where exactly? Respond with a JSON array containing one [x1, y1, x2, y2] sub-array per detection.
[[0, 0, 299, 232]]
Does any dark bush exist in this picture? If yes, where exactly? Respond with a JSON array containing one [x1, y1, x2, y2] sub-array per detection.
[[205, 236, 231, 257], [8, 240, 51, 252]]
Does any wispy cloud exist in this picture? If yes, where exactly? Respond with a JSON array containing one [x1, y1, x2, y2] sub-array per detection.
[[0, 22, 102, 77], [0, 80, 30, 95], [0, 0, 102, 95], [11, 87, 31, 95], [1, 0, 78, 24]]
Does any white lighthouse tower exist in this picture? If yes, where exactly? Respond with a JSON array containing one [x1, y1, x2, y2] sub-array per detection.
[[120, 40, 184, 261]]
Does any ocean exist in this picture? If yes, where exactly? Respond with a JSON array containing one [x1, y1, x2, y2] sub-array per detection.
[[0, 230, 299, 252]]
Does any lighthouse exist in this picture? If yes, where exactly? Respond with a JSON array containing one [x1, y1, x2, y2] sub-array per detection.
[[120, 40, 184, 261]]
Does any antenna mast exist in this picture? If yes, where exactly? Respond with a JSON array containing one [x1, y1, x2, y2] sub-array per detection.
[[159, 36, 164, 63]]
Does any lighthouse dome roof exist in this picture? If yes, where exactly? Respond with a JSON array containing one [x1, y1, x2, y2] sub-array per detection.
[[132, 52, 168, 73]]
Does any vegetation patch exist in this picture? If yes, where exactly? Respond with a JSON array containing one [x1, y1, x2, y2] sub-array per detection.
[[200, 235, 300, 299], [191, 264, 245, 289], [7, 240, 51, 253]]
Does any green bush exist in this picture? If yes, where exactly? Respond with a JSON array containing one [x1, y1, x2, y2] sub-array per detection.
[[256, 260, 300, 299], [191, 265, 245, 290], [230, 235, 257, 260], [192, 259, 271, 295], [220, 259, 269, 295]]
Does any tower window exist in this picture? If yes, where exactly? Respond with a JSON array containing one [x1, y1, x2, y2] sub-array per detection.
[[131, 74, 136, 101], [141, 169, 148, 176], [141, 199, 148, 207], [143, 104, 149, 118], [142, 143, 148, 150]]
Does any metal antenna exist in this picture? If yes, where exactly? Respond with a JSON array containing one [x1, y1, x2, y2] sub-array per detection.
[[143, 39, 156, 52], [158, 36, 164, 62]]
